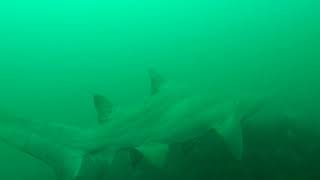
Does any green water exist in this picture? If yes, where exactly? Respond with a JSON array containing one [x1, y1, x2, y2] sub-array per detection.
[[0, 0, 319, 179]]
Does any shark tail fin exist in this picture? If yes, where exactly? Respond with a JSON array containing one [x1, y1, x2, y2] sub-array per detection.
[[0, 124, 86, 180]]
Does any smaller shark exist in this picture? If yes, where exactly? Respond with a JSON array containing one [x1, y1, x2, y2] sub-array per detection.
[[0, 69, 266, 180]]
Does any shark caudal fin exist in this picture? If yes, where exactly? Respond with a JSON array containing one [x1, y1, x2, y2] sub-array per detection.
[[0, 125, 84, 180]]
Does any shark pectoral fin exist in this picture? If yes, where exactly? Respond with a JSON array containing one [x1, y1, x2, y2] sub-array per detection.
[[215, 114, 243, 160], [54, 148, 83, 180], [99, 148, 117, 166], [128, 148, 144, 168], [135, 143, 169, 168], [93, 94, 113, 124]]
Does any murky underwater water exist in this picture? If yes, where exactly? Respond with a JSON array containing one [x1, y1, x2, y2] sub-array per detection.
[[0, 0, 319, 179]]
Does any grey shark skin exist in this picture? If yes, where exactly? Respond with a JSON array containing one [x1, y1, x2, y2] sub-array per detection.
[[0, 70, 264, 180]]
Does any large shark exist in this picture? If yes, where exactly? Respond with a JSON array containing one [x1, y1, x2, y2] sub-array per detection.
[[0, 69, 265, 180]]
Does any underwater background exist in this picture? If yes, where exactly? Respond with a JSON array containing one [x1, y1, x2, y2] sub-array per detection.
[[0, 0, 319, 179]]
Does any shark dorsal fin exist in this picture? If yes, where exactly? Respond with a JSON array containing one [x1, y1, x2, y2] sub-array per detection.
[[93, 94, 113, 124], [148, 68, 165, 96]]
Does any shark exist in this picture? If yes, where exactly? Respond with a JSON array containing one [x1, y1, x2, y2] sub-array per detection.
[[0, 69, 266, 180]]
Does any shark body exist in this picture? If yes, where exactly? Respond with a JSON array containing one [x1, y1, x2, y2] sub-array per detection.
[[0, 70, 264, 180]]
